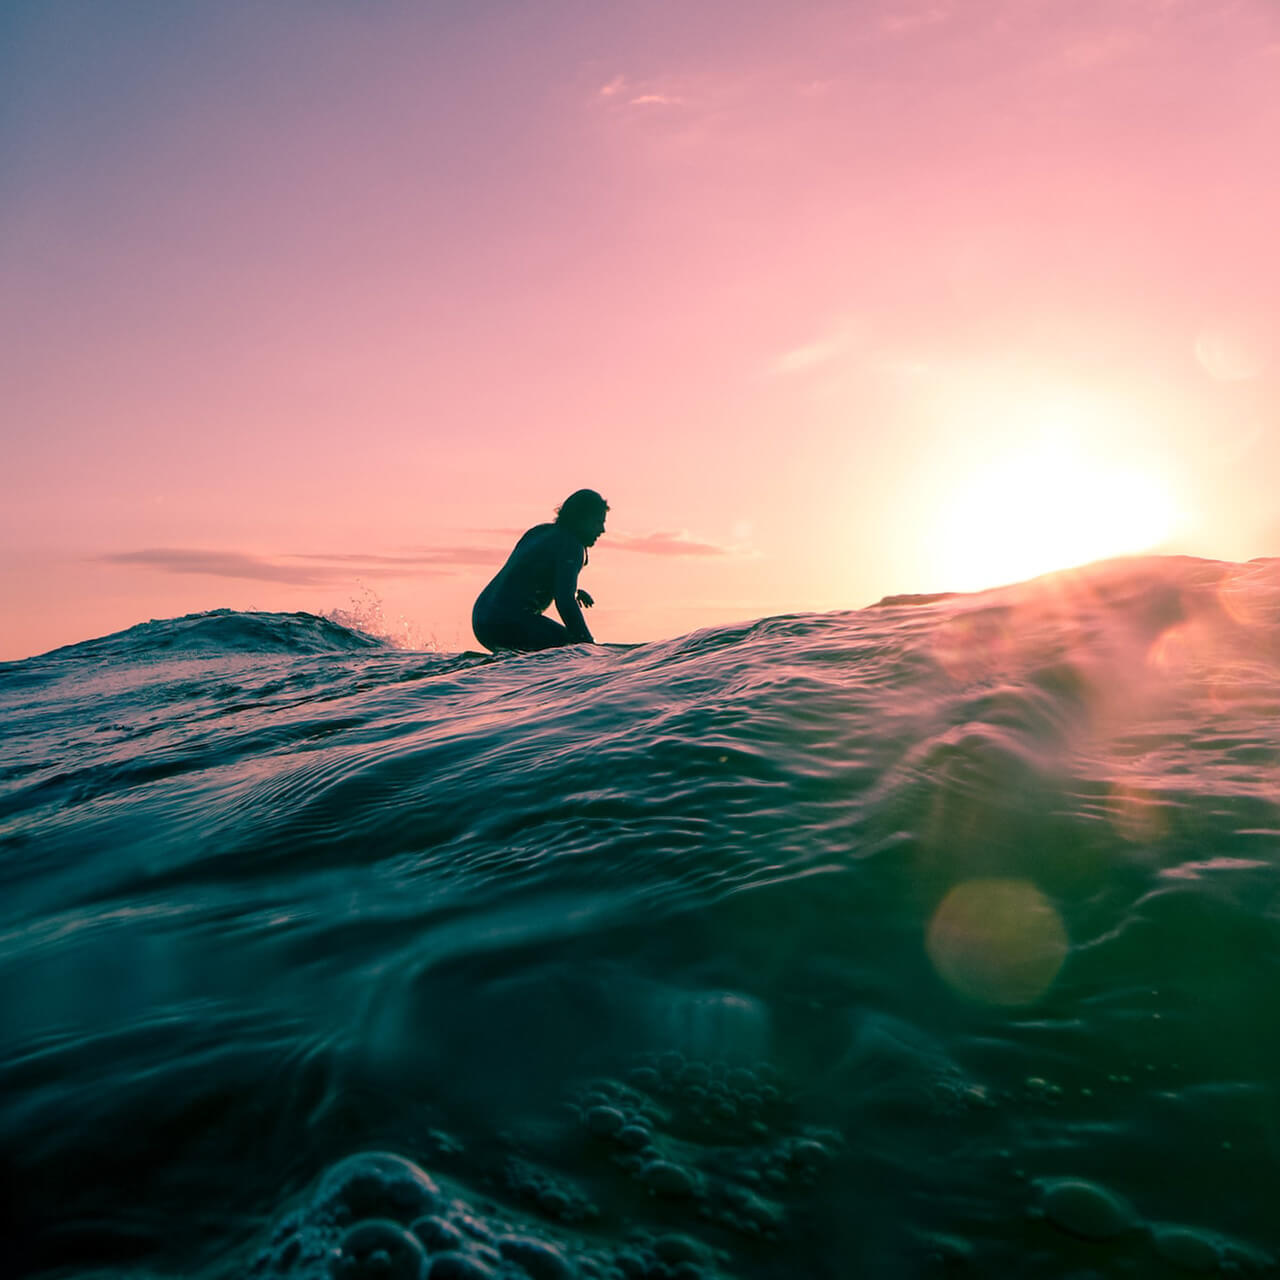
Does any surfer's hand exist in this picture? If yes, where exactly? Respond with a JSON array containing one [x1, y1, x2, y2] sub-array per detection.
[[576, 589, 594, 608]]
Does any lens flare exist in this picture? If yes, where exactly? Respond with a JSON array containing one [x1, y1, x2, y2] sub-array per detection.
[[1146, 622, 1195, 674], [1107, 782, 1169, 845], [926, 878, 1068, 1006], [1194, 322, 1270, 382], [1216, 567, 1278, 628]]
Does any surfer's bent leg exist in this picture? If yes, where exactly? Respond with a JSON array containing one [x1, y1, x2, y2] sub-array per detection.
[[472, 611, 573, 654]]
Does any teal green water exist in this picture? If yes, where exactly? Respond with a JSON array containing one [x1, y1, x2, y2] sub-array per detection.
[[2, 556, 1278, 1278]]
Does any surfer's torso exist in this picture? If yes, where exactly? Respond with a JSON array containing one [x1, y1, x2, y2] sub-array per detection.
[[472, 523, 591, 649]]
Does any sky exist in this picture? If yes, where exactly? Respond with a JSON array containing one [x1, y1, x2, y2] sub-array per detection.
[[3, 0, 1278, 660]]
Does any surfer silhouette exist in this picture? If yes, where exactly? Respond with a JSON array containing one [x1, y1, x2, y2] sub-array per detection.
[[472, 489, 608, 652]]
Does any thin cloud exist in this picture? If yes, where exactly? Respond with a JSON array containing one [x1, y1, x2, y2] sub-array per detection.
[[290, 547, 500, 567], [880, 5, 950, 35], [772, 336, 849, 376], [598, 74, 686, 111], [100, 548, 466, 584], [285, 552, 442, 565], [607, 531, 734, 557], [770, 321, 861, 376], [102, 549, 339, 585]]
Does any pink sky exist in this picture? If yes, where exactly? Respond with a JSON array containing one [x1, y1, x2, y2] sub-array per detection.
[[3, 0, 1278, 660]]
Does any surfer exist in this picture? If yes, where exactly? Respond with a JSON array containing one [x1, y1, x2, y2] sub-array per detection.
[[472, 489, 608, 652]]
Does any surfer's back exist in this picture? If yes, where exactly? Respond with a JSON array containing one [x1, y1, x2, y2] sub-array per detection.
[[476, 523, 568, 617]]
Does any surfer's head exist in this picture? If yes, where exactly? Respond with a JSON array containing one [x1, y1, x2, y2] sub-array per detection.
[[556, 489, 609, 546]]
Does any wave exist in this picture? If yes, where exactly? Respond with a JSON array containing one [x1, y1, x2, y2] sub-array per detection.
[[2, 555, 1280, 1278], [9, 608, 390, 669]]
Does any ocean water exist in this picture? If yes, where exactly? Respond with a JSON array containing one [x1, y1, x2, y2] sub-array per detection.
[[3, 555, 1279, 1279]]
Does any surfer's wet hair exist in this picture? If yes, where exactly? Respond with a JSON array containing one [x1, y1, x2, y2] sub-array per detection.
[[555, 489, 609, 528]]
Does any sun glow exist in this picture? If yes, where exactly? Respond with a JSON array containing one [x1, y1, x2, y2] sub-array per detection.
[[928, 414, 1178, 593]]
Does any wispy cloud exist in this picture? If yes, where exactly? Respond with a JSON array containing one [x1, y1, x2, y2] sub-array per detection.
[[628, 92, 683, 107], [607, 531, 734, 557], [102, 549, 343, 585], [100, 546, 496, 584], [289, 547, 500, 567], [880, 4, 951, 36], [597, 74, 685, 109], [770, 320, 862, 376]]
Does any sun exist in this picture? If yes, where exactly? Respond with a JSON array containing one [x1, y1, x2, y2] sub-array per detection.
[[929, 421, 1178, 592]]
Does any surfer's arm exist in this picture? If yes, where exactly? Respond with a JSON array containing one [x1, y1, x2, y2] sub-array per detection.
[[553, 546, 593, 643]]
